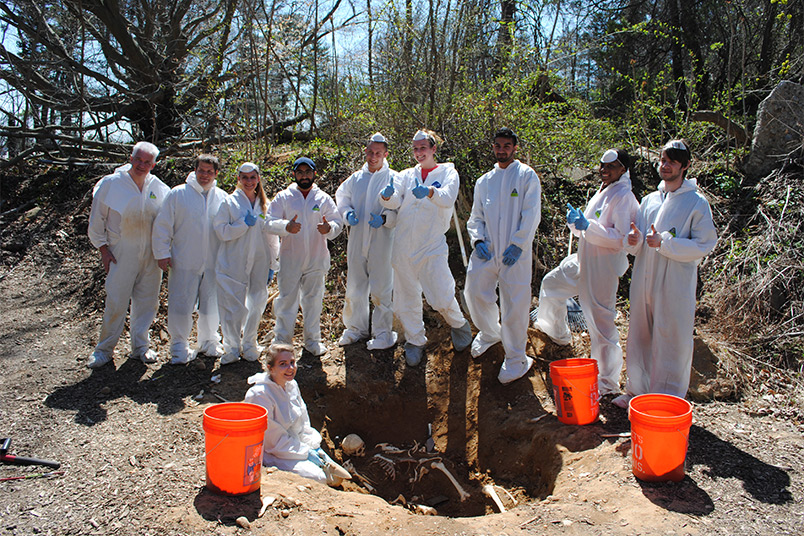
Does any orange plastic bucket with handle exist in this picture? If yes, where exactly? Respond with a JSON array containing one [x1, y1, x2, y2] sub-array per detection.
[[628, 394, 692, 482], [549, 358, 599, 425], [203, 402, 268, 495]]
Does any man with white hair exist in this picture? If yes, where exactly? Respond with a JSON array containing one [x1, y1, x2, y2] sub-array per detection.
[[335, 133, 399, 350], [152, 154, 228, 364], [534, 148, 639, 395], [87, 141, 170, 368]]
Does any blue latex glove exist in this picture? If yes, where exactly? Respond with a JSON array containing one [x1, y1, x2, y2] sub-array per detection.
[[566, 203, 580, 224], [346, 210, 359, 226], [412, 180, 430, 199], [381, 184, 395, 198], [244, 212, 257, 227], [368, 212, 384, 228], [474, 241, 491, 261], [267, 269, 274, 285], [307, 450, 324, 467], [502, 244, 522, 266], [574, 211, 589, 231]]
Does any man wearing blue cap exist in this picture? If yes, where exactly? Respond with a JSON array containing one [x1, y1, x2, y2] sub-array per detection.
[[335, 133, 399, 350], [268, 157, 343, 356], [534, 148, 639, 396]]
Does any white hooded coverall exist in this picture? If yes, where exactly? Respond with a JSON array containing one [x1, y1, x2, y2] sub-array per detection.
[[152, 172, 227, 358], [335, 160, 398, 345], [625, 178, 717, 398], [465, 160, 542, 361], [267, 184, 343, 348], [535, 172, 639, 394], [244, 374, 326, 482], [88, 164, 169, 359], [379, 163, 465, 346], [213, 189, 279, 358]]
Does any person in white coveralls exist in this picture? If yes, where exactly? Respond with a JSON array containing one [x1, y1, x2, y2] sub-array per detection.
[[267, 157, 343, 357], [86, 141, 169, 368], [534, 148, 639, 396], [379, 129, 472, 367], [213, 162, 280, 365], [335, 132, 399, 351], [614, 140, 717, 408], [152, 154, 228, 364], [465, 128, 543, 384]]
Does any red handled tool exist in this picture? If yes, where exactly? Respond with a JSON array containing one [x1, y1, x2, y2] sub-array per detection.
[[0, 438, 61, 469]]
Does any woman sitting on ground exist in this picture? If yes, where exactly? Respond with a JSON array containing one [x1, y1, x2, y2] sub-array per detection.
[[244, 343, 350, 486]]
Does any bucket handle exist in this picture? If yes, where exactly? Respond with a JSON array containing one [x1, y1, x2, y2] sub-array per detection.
[[205, 433, 230, 458]]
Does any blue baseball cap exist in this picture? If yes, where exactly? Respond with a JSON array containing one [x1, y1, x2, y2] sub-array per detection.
[[292, 157, 316, 171]]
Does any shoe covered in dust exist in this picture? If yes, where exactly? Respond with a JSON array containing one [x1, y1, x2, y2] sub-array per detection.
[[135, 349, 158, 364], [197, 340, 224, 358], [338, 329, 365, 346], [305, 342, 328, 357], [497, 355, 534, 385], [242, 344, 265, 362], [470, 332, 500, 358], [366, 331, 397, 351], [612, 394, 633, 409], [220, 352, 240, 365], [404, 342, 424, 367], [451, 320, 473, 352], [169, 347, 196, 365], [87, 350, 112, 369]]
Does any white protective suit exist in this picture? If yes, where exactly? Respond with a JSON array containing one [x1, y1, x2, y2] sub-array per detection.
[[625, 178, 717, 398], [213, 189, 279, 359], [465, 160, 542, 361], [267, 183, 343, 349], [534, 172, 639, 395], [152, 172, 227, 359], [379, 163, 466, 346], [88, 164, 169, 359], [244, 374, 325, 482], [335, 160, 398, 347]]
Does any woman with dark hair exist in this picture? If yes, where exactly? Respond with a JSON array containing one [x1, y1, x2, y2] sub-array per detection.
[[616, 140, 718, 408]]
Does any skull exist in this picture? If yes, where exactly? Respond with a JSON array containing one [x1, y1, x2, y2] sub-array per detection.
[[341, 434, 365, 457]]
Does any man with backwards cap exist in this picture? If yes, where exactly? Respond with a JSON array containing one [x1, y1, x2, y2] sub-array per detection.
[[534, 148, 639, 396], [465, 128, 543, 384], [152, 154, 228, 364], [335, 133, 399, 350], [379, 128, 472, 367], [617, 140, 717, 408], [268, 157, 343, 356]]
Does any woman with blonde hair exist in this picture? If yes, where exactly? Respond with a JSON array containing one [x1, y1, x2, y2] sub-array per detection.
[[213, 162, 279, 365]]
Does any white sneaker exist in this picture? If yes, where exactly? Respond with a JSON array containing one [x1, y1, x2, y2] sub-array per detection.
[[305, 342, 328, 357], [470, 332, 500, 358], [136, 349, 158, 364], [498, 355, 534, 385], [367, 331, 398, 351], [220, 353, 240, 365], [197, 340, 224, 358], [242, 345, 264, 362], [338, 330, 364, 346], [612, 394, 632, 409], [170, 349, 196, 365], [87, 351, 112, 369]]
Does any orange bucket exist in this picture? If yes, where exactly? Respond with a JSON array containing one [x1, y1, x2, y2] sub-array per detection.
[[549, 358, 599, 425], [628, 394, 692, 482], [203, 403, 268, 495]]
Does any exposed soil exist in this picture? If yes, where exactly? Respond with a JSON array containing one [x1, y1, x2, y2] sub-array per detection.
[[1, 167, 802, 535]]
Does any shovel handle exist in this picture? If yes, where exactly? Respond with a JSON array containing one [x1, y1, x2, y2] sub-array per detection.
[[0, 453, 61, 469]]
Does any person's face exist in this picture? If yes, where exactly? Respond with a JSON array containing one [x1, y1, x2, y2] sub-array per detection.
[[293, 164, 316, 190], [238, 170, 260, 194], [365, 142, 388, 172], [412, 139, 437, 166], [493, 137, 517, 165], [130, 150, 156, 178], [599, 160, 626, 187], [269, 351, 297, 387], [658, 151, 689, 183], [195, 161, 218, 188]]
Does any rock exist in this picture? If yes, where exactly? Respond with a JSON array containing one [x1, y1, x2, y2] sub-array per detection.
[[24, 206, 42, 220], [235, 516, 251, 529], [745, 81, 804, 180], [688, 336, 735, 401]]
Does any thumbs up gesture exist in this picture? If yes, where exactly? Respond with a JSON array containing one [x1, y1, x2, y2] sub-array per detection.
[[317, 215, 331, 235], [646, 224, 662, 248], [286, 214, 301, 234], [627, 222, 641, 246]]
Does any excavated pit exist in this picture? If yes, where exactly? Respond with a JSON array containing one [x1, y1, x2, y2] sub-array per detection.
[[298, 325, 594, 518]]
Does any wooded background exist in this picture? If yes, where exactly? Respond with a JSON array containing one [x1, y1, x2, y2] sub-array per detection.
[[1, 0, 802, 169]]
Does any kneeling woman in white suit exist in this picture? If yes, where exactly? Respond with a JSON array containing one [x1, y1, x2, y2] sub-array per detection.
[[213, 162, 279, 365]]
